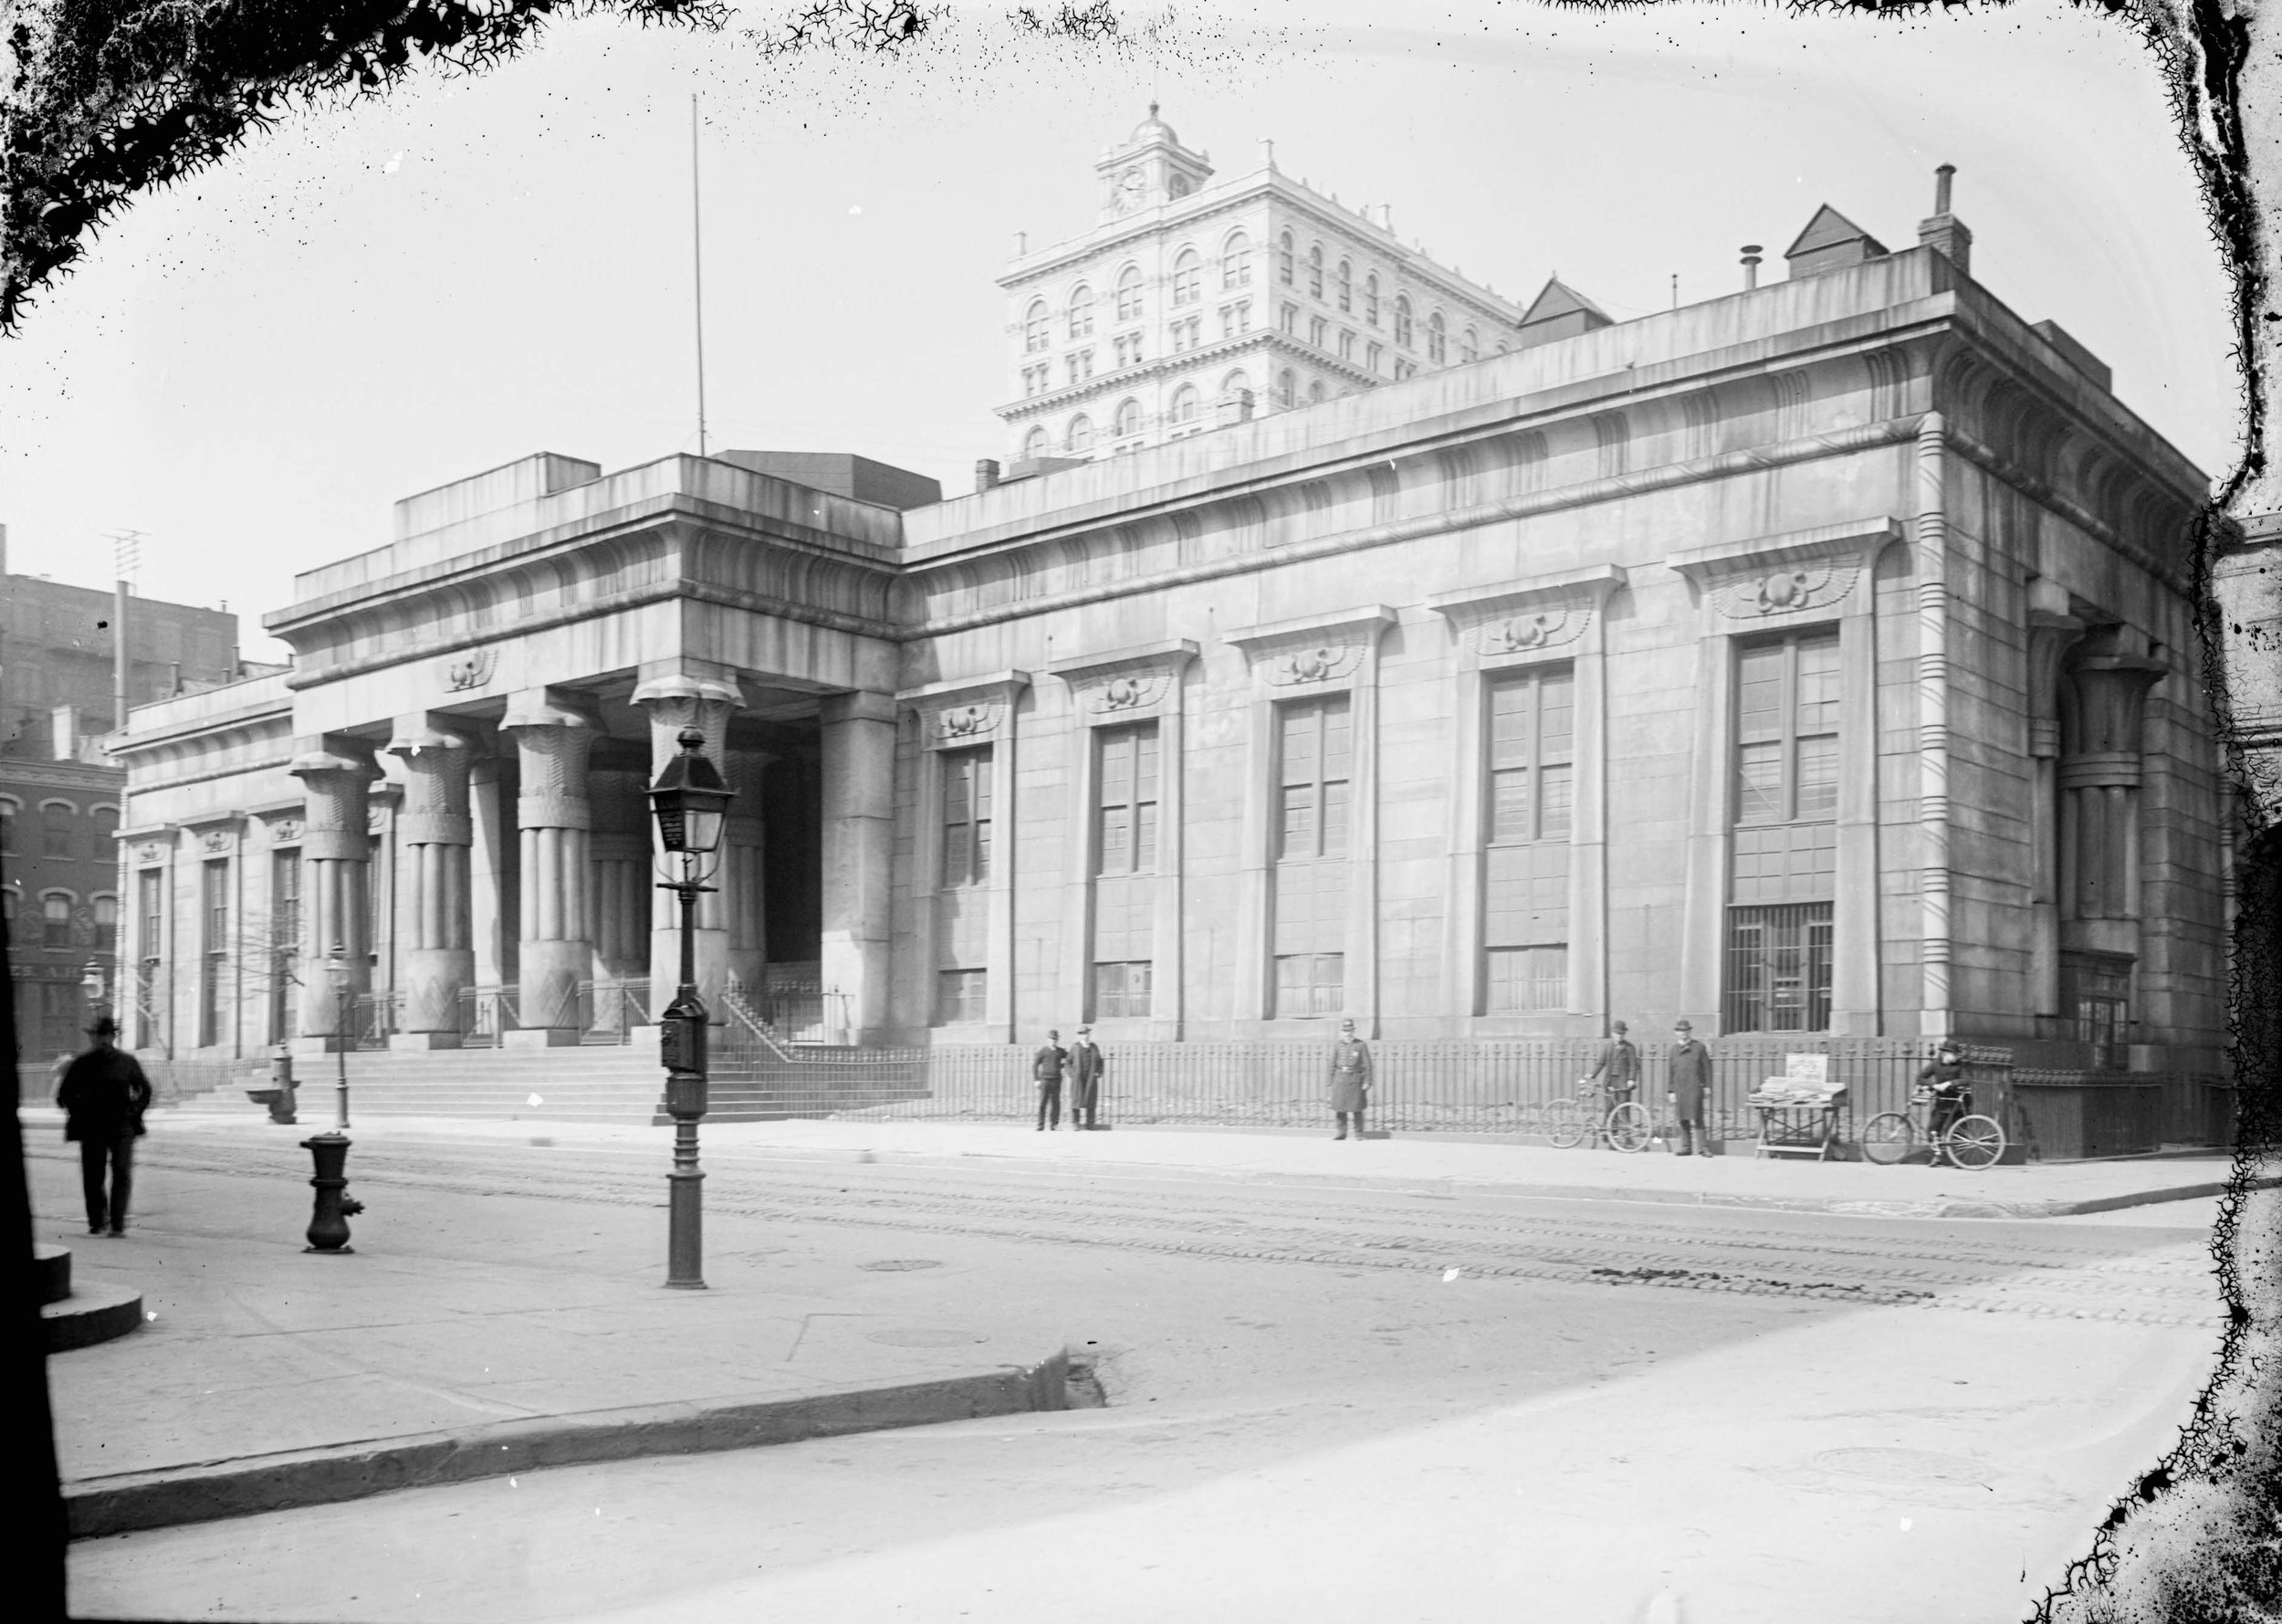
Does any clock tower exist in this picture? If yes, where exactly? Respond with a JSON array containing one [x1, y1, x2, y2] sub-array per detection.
[[1094, 103, 1214, 223]]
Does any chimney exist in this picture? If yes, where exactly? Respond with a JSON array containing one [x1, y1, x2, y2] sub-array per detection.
[[1918, 162, 1973, 275], [1014, 230, 1028, 256], [975, 458, 1001, 492], [51, 704, 79, 760], [1742, 245, 1764, 290]]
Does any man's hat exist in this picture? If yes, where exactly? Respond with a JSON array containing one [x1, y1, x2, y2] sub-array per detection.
[[85, 1015, 120, 1037], [1938, 1039, 1963, 1053], [1672, 1019, 1693, 1033], [1610, 1021, 1628, 1034], [1077, 1025, 1092, 1035], [1340, 1018, 1356, 1030]]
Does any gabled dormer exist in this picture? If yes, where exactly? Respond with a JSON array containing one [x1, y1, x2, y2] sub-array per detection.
[[1094, 104, 1214, 223], [1784, 204, 1889, 279], [1514, 277, 1614, 350]]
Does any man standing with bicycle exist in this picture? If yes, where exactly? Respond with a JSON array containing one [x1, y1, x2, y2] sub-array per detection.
[[1583, 1022, 1639, 1150], [1918, 1041, 1969, 1148]]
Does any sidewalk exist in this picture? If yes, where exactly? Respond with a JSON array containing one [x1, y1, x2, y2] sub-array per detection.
[[90, 1102, 2267, 1221]]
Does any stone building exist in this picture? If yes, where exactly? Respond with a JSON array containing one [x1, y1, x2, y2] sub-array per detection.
[[0, 531, 246, 1061], [111, 147, 2227, 1088]]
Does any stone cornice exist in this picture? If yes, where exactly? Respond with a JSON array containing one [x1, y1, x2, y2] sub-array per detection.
[[1048, 640, 1199, 725], [897, 670, 1032, 750]]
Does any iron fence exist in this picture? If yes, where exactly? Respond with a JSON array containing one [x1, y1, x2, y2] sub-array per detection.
[[455, 986, 518, 1049], [579, 979, 651, 1043], [350, 991, 399, 1051]]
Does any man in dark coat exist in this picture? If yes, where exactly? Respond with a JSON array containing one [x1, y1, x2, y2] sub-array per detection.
[[1584, 1020, 1641, 1151], [1068, 1026, 1104, 1130], [1032, 1030, 1068, 1132], [1667, 1019, 1712, 1158], [57, 1017, 153, 1236], [1329, 1018, 1373, 1140], [1917, 1041, 1969, 1146]]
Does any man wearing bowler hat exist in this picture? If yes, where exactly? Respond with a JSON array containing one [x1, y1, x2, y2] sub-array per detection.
[[56, 1016, 153, 1236], [1329, 1018, 1374, 1139], [1032, 1029, 1069, 1131], [1068, 1025, 1104, 1130], [1584, 1021, 1641, 1147], [1668, 1019, 1712, 1158]]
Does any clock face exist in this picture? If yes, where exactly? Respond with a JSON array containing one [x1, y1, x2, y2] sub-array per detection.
[[1118, 170, 1145, 209]]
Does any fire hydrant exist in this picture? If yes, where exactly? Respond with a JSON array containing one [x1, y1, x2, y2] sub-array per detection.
[[300, 1134, 365, 1253], [267, 1046, 298, 1125]]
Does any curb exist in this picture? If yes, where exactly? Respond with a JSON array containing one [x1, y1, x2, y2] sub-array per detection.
[[66, 1352, 1072, 1539]]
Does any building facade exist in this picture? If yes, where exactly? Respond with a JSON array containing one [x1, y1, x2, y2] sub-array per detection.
[[112, 145, 2228, 1082], [0, 534, 246, 1061]]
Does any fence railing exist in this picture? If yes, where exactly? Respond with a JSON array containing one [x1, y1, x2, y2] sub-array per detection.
[[350, 991, 399, 1052], [455, 986, 518, 1049], [579, 979, 651, 1044]]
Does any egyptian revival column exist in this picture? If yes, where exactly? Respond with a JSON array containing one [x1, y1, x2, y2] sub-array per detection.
[[632, 673, 741, 1022], [501, 689, 601, 1045], [289, 736, 382, 1053], [724, 750, 775, 1002], [385, 718, 476, 1049], [820, 690, 896, 1046]]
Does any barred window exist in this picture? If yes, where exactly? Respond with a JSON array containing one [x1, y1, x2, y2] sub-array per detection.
[[1722, 903, 1833, 1033]]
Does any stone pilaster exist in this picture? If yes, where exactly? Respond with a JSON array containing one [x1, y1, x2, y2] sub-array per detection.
[[501, 689, 601, 1044], [288, 736, 383, 1052], [822, 689, 900, 1045], [384, 718, 477, 1049], [724, 751, 776, 1003]]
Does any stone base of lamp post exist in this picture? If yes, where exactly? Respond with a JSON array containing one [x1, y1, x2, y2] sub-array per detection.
[[301, 1134, 364, 1253]]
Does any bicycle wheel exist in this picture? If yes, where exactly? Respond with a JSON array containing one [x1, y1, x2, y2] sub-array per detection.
[[1860, 1112, 1914, 1166], [1545, 1099, 1588, 1149], [1605, 1101, 1653, 1154], [1943, 1114, 2006, 1170]]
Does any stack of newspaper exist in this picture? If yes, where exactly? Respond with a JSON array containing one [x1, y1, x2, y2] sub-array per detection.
[[1746, 1053, 1847, 1108]]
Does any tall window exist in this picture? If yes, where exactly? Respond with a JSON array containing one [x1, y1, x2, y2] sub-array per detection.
[[1115, 398, 1143, 439], [42, 891, 72, 947], [2062, 951, 2132, 1068], [941, 749, 992, 887], [42, 802, 74, 857], [1278, 232, 1294, 284], [138, 869, 164, 964], [1068, 414, 1094, 454], [1024, 300, 1050, 352], [1338, 330, 1356, 362], [1022, 425, 1049, 461], [1068, 285, 1094, 340], [1115, 266, 1144, 321], [1307, 246, 1324, 299], [936, 748, 992, 1026], [1365, 274, 1380, 327], [1461, 327, 1479, 363], [1093, 724, 1159, 1019], [1307, 380, 1326, 404], [1394, 295, 1414, 348], [1483, 668, 1574, 1013], [1273, 696, 1350, 1018], [1169, 384, 1199, 428], [1427, 310, 1447, 363], [0, 800, 15, 854], [1172, 249, 1201, 305], [271, 848, 300, 1043], [1366, 341, 1383, 374], [201, 859, 229, 1046], [1336, 259, 1352, 312], [1277, 369, 1297, 408], [1221, 232, 1251, 289], [1723, 631, 1843, 1032], [92, 893, 117, 934]]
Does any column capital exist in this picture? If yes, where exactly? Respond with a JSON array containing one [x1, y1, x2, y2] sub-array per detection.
[[385, 714, 484, 760], [288, 734, 383, 783], [501, 687, 604, 735]]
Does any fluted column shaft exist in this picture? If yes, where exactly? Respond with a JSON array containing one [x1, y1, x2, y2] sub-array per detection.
[[503, 690, 600, 1042], [290, 738, 383, 1047], [386, 718, 477, 1044]]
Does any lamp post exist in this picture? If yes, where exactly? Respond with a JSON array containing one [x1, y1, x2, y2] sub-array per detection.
[[300, 941, 363, 1253], [79, 959, 107, 1029], [647, 727, 735, 1291]]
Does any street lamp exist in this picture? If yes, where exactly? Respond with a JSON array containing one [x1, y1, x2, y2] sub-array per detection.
[[79, 959, 107, 1028], [648, 727, 734, 1291], [301, 940, 364, 1254]]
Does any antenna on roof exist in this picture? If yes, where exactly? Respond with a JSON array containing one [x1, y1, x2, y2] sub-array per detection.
[[690, 93, 709, 461]]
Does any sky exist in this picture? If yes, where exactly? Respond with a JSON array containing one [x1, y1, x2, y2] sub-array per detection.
[[0, 0, 2241, 663]]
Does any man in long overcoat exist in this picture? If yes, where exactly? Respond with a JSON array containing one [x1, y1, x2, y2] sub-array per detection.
[[1067, 1026, 1104, 1130], [1667, 1019, 1712, 1158], [57, 1017, 153, 1236], [1032, 1030, 1068, 1132], [1329, 1018, 1373, 1140]]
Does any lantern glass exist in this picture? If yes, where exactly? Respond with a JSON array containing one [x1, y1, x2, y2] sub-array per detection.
[[648, 728, 734, 854], [325, 948, 352, 995]]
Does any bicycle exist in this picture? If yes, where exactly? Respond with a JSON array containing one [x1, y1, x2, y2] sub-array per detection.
[[1545, 1080, 1653, 1153], [1859, 1084, 2007, 1170]]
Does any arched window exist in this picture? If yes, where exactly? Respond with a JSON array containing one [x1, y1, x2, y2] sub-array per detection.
[[1024, 300, 1050, 353], [1067, 414, 1094, 454], [1427, 310, 1446, 363], [41, 890, 73, 947], [1277, 369, 1297, 409], [1307, 245, 1324, 299], [1115, 265, 1145, 322], [1394, 295, 1414, 348], [1365, 274, 1380, 327], [1223, 369, 1251, 396], [1336, 260, 1352, 312], [94, 894, 118, 931], [1172, 249, 1201, 306], [1114, 398, 1143, 439], [1308, 379, 1327, 403], [1170, 383, 1200, 425], [1278, 232, 1295, 285], [1221, 232, 1251, 290], [1069, 285, 1094, 340], [0, 798, 16, 854], [41, 801, 75, 858], [1021, 426, 1050, 461], [1461, 327, 1480, 363]]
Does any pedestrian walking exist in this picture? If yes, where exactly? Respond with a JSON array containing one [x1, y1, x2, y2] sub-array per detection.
[[1032, 1030, 1068, 1131], [1329, 1018, 1373, 1140], [1068, 1025, 1104, 1130], [1667, 1019, 1712, 1158], [56, 1016, 153, 1237]]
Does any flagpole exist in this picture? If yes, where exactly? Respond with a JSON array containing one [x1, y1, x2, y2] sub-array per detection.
[[691, 93, 708, 460]]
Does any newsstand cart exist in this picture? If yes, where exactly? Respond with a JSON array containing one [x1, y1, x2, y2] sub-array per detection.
[[1746, 1054, 1847, 1161]]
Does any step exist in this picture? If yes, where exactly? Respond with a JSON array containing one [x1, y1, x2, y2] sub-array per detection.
[[45, 1282, 145, 1353]]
